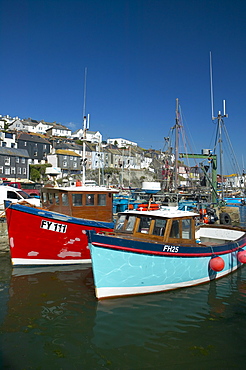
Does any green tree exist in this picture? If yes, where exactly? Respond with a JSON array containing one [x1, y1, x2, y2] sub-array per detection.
[[29, 164, 52, 182], [30, 167, 41, 182]]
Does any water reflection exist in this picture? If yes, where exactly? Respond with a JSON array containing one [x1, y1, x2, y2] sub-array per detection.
[[1, 257, 246, 369], [0, 264, 97, 369]]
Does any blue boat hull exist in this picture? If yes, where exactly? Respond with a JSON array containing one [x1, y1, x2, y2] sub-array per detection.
[[88, 232, 246, 299]]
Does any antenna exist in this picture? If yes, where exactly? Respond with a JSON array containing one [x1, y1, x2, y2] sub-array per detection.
[[209, 51, 215, 120], [87, 113, 90, 130], [83, 67, 87, 118]]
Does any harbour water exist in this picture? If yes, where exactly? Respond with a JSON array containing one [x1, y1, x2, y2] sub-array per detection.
[[1, 245, 246, 369]]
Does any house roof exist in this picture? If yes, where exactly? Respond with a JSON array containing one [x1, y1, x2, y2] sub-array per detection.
[[0, 147, 29, 158], [55, 142, 82, 151], [47, 124, 71, 131], [56, 149, 80, 157], [17, 133, 51, 144]]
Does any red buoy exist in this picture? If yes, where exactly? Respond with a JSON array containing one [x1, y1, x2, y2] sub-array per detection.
[[209, 256, 225, 272], [237, 250, 246, 264]]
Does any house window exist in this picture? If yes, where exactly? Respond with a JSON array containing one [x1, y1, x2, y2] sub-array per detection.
[[24, 142, 27, 146], [16, 157, 19, 163], [73, 162, 77, 168], [5, 168, 10, 175], [5, 133, 13, 139], [5, 157, 10, 165], [0, 166, 3, 174], [63, 161, 67, 167], [17, 167, 22, 175], [22, 158, 25, 163], [11, 167, 15, 174], [34, 151, 37, 156], [11, 143, 15, 148], [23, 168, 27, 175], [2, 142, 6, 147], [63, 156, 67, 159]]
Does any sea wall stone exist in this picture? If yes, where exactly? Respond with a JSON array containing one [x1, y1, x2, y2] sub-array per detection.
[[0, 221, 9, 252]]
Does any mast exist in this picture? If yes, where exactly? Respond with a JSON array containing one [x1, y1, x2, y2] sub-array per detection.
[[213, 102, 228, 201], [82, 68, 88, 184], [174, 98, 180, 191]]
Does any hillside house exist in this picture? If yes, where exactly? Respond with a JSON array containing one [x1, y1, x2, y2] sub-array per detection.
[[0, 147, 29, 180], [47, 149, 82, 178], [46, 124, 72, 138], [17, 133, 51, 164]]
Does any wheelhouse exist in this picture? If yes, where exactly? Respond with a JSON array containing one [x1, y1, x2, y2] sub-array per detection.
[[41, 186, 117, 223], [114, 211, 197, 245]]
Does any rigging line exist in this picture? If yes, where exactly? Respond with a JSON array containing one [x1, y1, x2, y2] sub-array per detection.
[[223, 124, 241, 174], [178, 105, 200, 169], [178, 104, 199, 154]]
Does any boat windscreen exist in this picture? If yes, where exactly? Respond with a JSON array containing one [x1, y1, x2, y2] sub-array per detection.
[[152, 218, 166, 237]]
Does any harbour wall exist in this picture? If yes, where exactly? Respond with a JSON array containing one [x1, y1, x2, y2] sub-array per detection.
[[0, 221, 9, 252]]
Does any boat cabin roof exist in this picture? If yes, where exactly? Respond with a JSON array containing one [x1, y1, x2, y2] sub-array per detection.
[[119, 209, 199, 219], [42, 185, 118, 193]]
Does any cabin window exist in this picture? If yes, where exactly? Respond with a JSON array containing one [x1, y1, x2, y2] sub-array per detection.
[[115, 214, 126, 231], [98, 194, 106, 206], [72, 193, 82, 206], [170, 220, 180, 238], [115, 214, 136, 232], [125, 215, 136, 232], [7, 191, 20, 200], [42, 192, 47, 203], [62, 193, 69, 206], [138, 216, 152, 234], [86, 194, 94, 206], [153, 218, 166, 236], [182, 219, 192, 239], [48, 193, 53, 204], [55, 193, 59, 205]]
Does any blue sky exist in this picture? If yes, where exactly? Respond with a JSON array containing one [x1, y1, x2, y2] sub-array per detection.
[[0, 0, 245, 174]]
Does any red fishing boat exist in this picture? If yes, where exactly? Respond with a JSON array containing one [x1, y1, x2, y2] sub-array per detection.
[[5, 185, 117, 266]]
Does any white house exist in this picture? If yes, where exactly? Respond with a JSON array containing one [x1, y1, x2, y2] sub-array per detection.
[[71, 129, 102, 143], [0, 131, 17, 148], [0, 115, 22, 130], [35, 120, 54, 135], [107, 138, 138, 148], [46, 124, 72, 138]]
